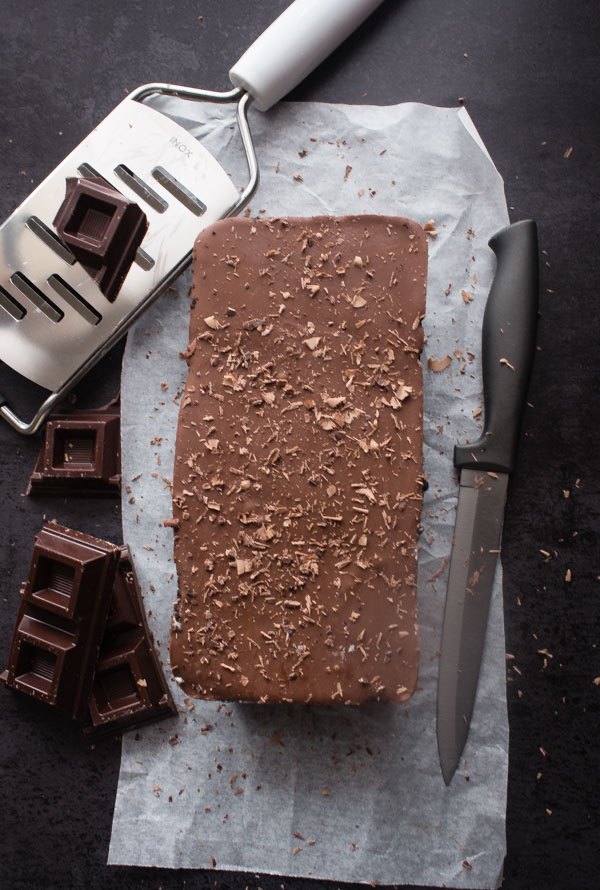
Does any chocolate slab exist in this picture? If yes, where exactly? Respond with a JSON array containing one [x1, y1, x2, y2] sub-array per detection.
[[0, 523, 119, 720], [53, 177, 147, 301], [27, 397, 121, 497], [170, 215, 427, 705], [84, 547, 176, 736]]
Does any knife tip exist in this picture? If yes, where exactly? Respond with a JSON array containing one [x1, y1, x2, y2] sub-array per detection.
[[437, 719, 459, 784], [440, 755, 458, 786]]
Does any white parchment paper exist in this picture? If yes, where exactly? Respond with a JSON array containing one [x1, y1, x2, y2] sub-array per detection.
[[108, 100, 509, 888]]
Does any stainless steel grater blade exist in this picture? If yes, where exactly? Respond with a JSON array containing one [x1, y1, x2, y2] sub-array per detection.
[[0, 91, 253, 434], [0, 0, 384, 434]]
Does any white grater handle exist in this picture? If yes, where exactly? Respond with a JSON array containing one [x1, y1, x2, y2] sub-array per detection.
[[229, 0, 385, 112]]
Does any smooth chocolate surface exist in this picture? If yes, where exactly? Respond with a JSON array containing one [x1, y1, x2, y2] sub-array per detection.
[[0, 522, 119, 720], [27, 397, 121, 497], [53, 177, 147, 301], [171, 215, 427, 705], [84, 546, 176, 735]]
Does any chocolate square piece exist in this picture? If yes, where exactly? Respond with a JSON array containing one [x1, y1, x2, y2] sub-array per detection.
[[84, 547, 176, 736], [53, 177, 147, 301], [58, 180, 130, 256], [1, 523, 119, 720], [1, 531, 176, 735], [27, 398, 121, 497]]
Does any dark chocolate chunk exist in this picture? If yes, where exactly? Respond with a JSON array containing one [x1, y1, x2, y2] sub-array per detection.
[[0, 523, 119, 721], [27, 397, 121, 497], [1, 527, 176, 735], [53, 177, 147, 301], [84, 547, 176, 736]]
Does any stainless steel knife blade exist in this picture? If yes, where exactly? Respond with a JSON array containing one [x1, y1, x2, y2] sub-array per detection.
[[437, 469, 508, 785], [436, 219, 539, 785]]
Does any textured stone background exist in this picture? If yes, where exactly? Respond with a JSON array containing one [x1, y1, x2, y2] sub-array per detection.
[[1, 2, 598, 889]]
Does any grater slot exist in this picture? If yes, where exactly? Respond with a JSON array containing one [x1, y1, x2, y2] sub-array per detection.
[[26, 217, 76, 265], [10, 273, 64, 323], [77, 163, 112, 186], [134, 246, 154, 270], [0, 285, 26, 320], [151, 166, 207, 216], [47, 275, 102, 325], [114, 165, 168, 214]]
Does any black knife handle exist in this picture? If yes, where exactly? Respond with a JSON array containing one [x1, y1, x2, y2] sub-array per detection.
[[454, 219, 539, 473]]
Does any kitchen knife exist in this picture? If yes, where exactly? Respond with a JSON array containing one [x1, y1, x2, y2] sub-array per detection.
[[436, 219, 539, 785]]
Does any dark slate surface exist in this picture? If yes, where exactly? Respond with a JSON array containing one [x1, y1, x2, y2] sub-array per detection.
[[1, 2, 598, 889]]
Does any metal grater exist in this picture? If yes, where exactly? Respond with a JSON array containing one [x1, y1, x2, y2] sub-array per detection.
[[0, 88, 255, 434], [0, 0, 384, 434]]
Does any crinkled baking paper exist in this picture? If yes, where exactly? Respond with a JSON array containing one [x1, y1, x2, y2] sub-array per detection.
[[108, 99, 509, 889]]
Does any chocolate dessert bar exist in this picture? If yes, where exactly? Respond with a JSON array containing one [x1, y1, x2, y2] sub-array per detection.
[[170, 215, 427, 705]]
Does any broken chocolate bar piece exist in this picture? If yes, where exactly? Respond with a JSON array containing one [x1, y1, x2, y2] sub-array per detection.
[[53, 177, 147, 301], [1, 527, 176, 735], [0, 523, 119, 721], [171, 215, 427, 705], [27, 397, 121, 497], [84, 546, 176, 736]]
